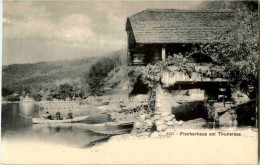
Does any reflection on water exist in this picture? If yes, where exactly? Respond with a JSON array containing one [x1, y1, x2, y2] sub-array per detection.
[[2, 103, 109, 148]]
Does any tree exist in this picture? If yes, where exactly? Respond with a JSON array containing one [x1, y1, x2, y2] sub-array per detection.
[[32, 92, 43, 102], [58, 83, 74, 100], [2, 88, 14, 97], [84, 54, 123, 96], [79, 89, 87, 99], [191, 2, 258, 97], [86, 64, 106, 96], [6, 95, 20, 102], [48, 83, 59, 99]]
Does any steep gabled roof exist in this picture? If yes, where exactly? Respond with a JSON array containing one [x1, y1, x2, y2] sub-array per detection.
[[127, 9, 235, 44]]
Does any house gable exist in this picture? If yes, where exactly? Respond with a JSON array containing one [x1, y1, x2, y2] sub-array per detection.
[[127, 9, 235, 44]]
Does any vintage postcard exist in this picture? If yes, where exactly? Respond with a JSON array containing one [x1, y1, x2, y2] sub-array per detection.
[[1, 0, 258, 164]]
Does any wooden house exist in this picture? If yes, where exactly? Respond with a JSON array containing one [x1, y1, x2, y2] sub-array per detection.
[[126, 9, 235, 117], [126, 9, 234, 66]]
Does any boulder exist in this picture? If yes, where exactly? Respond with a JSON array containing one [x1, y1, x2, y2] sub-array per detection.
[[172, 118, 177, 123], [153, 115, 161, 121], [155, 119, 164, 126], [161, 112, 171, 117], [178, 120, 184, 126], [139, 114, 146, 121], [159, 131, 168, 137], [143, 123, 149, 131], [135, 121, 143, 129], [145, 114, 151, 119], [150, 131, 159, 138], [145, 120, 153, 127], [131, 129, 138, 136], [170, 114, 175, 118], [165, 121, 174, 126], [156, 124, 167, 131], [163, 115, 174, 121]]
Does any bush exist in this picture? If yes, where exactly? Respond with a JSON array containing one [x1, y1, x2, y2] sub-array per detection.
[[46, 94, 53, 101], [58, 83, 74, 100], [6, 95, 20, 102], [2, 88, 14, 97], [32, 92, 43, 102]]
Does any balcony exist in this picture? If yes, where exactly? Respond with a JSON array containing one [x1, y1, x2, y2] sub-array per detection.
[[161, 65, 227, 87]]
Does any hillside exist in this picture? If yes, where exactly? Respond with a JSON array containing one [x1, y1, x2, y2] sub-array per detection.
[[103, 65, 129, 95], [2, 49, 127, 97], [2, 57, 98, 94]]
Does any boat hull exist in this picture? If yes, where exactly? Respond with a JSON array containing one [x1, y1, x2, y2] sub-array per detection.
[[32, 121, 135, 135], [83, 121, 135, 135], [32, 116, 90, 124]]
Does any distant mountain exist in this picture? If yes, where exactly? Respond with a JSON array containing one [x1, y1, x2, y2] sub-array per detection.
[[2, 49, 127, 95], [3, 57, 97, 88]]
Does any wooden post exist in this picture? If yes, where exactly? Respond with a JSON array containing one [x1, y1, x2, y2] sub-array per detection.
[[162, 46, 166, 62]]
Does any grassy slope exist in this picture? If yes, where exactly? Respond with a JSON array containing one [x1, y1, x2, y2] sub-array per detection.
[[103, 65, 129, 95]]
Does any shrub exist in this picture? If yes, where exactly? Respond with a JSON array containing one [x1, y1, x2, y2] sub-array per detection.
[[32, 92, 43, 102], [6, 95, 20, 102]]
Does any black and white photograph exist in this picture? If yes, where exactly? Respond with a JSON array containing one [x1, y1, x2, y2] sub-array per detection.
[[1, 0, 259, 164]]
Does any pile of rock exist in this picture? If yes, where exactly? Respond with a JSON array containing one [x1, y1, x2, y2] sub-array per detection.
[[150, 111, 183, 138], [132, 111, 184, 138], [132, 113, 154, 137]]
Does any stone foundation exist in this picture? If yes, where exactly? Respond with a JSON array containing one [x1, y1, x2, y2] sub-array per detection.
[[155, 86, 205, 113]]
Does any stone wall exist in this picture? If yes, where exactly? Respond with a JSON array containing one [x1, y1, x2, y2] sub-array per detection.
[[155, 86, 205, 113]]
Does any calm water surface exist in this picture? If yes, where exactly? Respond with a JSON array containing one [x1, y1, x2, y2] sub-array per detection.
[[1, 103, 109, 148]]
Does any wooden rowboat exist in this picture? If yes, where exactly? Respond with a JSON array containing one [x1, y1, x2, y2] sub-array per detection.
[[32, 116, 90, 124], [32, 121, 135, 135], [83, 121, 135, 135]]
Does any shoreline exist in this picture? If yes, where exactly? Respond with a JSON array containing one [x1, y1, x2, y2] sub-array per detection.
[[2, 98, 258, 164], [1, 127, 257, 164]]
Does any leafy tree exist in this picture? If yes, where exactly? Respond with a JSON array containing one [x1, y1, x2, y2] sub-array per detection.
[[86, 64, 106, 96], [46, 94, 53, 101], [78, 89, 87, 99], [190, 2, 258, 97], [2, 88, 14, 97], [58, 83, 74, 100], [84, 54, 124, 96], [32, 92, 43, 102], [6, 95, 20, 102], [48, 83, 59, 99]]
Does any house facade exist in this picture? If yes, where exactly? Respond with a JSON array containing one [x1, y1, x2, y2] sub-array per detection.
[[126, 9, 235, 121]]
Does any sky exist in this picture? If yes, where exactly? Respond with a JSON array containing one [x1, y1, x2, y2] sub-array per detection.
[[3, 0, 203, 65]]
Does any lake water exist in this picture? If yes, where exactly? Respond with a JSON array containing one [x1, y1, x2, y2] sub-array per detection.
[[1, 103, 110, 148]]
